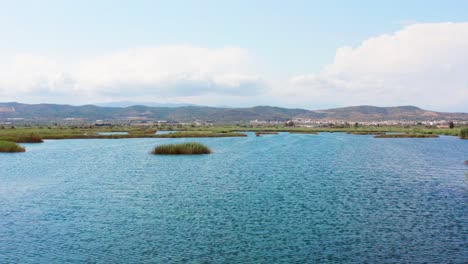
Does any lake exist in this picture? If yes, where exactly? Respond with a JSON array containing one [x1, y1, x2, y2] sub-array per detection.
[[1, 133, 467, 263]]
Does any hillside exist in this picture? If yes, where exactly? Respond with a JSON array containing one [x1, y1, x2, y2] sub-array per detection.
[[316, 105, 464, 121], [0, 102, 467, 123]]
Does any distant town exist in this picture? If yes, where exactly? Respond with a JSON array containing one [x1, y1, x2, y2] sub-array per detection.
[[1, 116, 467, 129], [1, 103, 467, 128]]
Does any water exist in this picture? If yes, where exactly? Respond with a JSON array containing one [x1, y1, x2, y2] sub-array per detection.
[[1, 133, 467, 263], [155, 130, 177, 135], [96, 132, 128, 135]]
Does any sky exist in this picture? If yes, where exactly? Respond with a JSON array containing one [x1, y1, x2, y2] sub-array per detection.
[[0, 0, 467, 111]]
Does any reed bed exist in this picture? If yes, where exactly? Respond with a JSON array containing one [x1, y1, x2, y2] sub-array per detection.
[[152, 142, 211, 155], [460, 128, 468, 139], [0, 133, 43, 143], [0, 141, 25, 152]]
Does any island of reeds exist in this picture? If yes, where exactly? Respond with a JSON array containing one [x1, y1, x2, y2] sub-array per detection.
[[0, 141, 25, 153], [152, 142, 211, 155]]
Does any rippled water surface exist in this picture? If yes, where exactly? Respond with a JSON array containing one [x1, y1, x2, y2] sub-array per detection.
[[1, 133, 467, 263]]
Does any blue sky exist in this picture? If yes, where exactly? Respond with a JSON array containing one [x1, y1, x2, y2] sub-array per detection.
[[1, 0, 467, 111]]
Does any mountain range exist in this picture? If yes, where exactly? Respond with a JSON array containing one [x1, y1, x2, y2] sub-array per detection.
[[0, 102, 467, 123], [95, 101, 199, 108]]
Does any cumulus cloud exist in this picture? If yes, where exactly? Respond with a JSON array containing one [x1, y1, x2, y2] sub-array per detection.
[[0, 45, 264, 103], [1, 23, 468, 111], [288, 22, 468, 111]]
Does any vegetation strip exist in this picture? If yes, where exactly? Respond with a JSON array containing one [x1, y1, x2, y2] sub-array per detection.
[[1, 126, 467, 140], [0, 133, 43, 143], [19, 132, 248, 140], [374, 134, 439, 138], [155, 132, 247, 138], [289, 131, 318, 134], [255, 131, 279, 136]]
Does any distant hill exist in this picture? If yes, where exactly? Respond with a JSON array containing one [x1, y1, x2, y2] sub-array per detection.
[[0, 102, 467, 123], [95, 101, 199, 108], [316, 105, 465, 121]]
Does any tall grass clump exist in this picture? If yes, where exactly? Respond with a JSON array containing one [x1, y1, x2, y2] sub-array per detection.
[[152, 142, 211, 155], [0, 141, 25, 152], [460, 128, 468, 139], [0, 133, 43, 143], [289, 131, 318, 134], [16, 133, 43, 143]]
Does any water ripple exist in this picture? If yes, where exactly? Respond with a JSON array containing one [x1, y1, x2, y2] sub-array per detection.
[[0, 134, 467, 263]]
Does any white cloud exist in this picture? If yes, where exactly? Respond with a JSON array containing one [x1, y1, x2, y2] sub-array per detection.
[[287, 22, 468, 111], [1, 23, 468, 111], [0, 45, 264, 103]]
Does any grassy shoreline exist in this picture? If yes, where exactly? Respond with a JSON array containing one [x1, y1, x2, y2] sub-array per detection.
[[155, 132, 247, 138], [11, 131, 248, 140], [1, 125, 467, 140], [0, 141, 25, 152], [0, 133, 43, 143]]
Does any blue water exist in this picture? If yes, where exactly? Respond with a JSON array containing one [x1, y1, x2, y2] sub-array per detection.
[[1, 133, 467, 263], [155, 130, 177, 134]]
